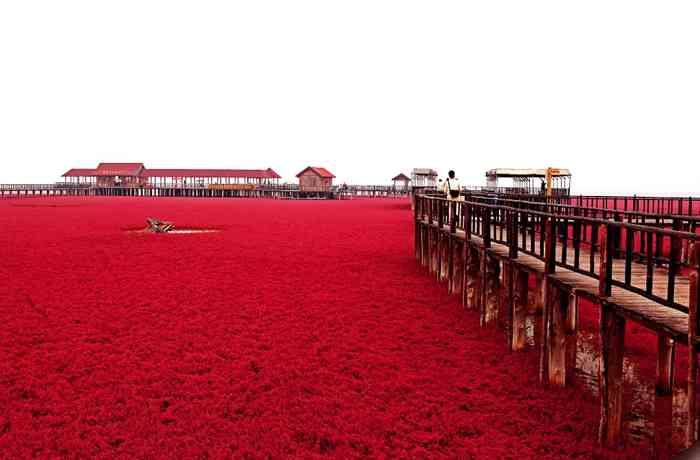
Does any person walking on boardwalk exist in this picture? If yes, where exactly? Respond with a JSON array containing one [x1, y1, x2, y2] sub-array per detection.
[[443, 170, 462, 201]]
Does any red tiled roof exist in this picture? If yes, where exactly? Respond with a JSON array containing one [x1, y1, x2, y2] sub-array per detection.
[[141, 168, 281, 179], [63, 168, 98, 177], [392, 173, 410, 181], [296, 166, 335, 178], [95, 163, 145, 177]]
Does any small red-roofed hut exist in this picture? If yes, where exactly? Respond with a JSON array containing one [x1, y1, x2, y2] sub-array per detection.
[[296, 167, 335, 192]]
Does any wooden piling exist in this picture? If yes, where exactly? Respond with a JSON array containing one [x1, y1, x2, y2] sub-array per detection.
[[481, 252, 500, 326], [688, 243, 700, 447], [547, 283, 567, 387], [501, 260, 514, 340], [450, 240, 464, 296], [512, 267, 529, 351], [599, 304, 626, 447], [465, 246, 481, 311], [565, 292, 578, 385], [655, 334, 675, 460]]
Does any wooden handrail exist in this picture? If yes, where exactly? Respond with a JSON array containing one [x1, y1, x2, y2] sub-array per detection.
[[416, 194, 700, 314]]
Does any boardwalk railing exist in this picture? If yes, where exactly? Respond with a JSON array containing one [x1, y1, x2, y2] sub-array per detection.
[[414, 193, 700, 453], [464, 195, 700, 267], [468, 191, 699, 216]]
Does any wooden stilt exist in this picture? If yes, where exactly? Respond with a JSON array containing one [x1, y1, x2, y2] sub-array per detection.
[[466, 246, 480, 310], [435, 231, 442, 279], [447, 236, 455, 292], [481, 253, 500, 326], [548, 283, 567, 387], [539, 277, 551, 384], [430, 229, 439, 275], [440, 232, 449, 283], [687, 243, 700, 447], [599, 305, 626, 447], [479, 249, 487, 325], [420, 226, 428, 268], [534, 275, 545, 313], [451, 240, 464, 296], [501, 261, 513, 341], [655, 334, 675, 460], [511, 268, 529, 351], [414, 220, 421, 261], [462, 242, 470, 307], [565, 292, 578, 386]]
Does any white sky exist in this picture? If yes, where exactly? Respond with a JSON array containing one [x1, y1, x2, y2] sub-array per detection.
[[0, 1, 698, 195]]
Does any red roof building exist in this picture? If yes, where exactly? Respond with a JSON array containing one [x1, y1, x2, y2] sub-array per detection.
[[95, 163, 145, 177], [142, 168, 281, 179], [61, 163, 282, 187], [296, 166, 335, 192]]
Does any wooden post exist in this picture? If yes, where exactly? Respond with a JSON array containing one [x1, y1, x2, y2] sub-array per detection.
[[451, 240, 464, 296], [687, 243, 700, 447], [483, 253, 500, 326], [436, 229, 442, 280], [483, 207, 492, 248], [430, 227, 439, 275], [655, 334, 675, 460], [464, 203, 471, 241], [599, 224, 613, 297], [479, 249, 488, 325], [465, 245, 480, 311], [612, 213, 623, 258], [501, 260, 514, 338], [447, 233, 454, 288], [534, 275, 545, 313], [539, 277, 551, 384], [565, 292, 578, 384], [414, 197, 421, 261], [439, 230, 449, 283], [547, 283, 568, 387], [668, 219, 682, 304], [599, 304, 626, 447], [512, 267, 529, 351], [545, 216, 556, 274], [421, 225, 429, 268], [428, 198, 434, 226]]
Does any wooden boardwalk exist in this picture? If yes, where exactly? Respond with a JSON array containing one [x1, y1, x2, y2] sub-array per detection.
[[414, 195, 700, 456]]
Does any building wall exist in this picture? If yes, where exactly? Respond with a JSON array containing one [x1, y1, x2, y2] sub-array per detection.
[[299, 173, 332, 192]]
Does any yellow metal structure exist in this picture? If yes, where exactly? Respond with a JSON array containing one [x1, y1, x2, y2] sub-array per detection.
[[545, 167, 563, 198]]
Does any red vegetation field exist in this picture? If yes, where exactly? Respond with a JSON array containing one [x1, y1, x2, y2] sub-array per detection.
[[0, 197, 652, 458]]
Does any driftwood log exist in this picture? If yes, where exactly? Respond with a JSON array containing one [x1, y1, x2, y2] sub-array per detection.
[[146, 218, 174, 233]]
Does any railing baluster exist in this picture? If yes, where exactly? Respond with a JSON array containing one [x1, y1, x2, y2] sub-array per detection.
[[545, 216, 557, 274], [510, 210, 519, 258], [464, 203, 471, 240], [646, 232, 654, 295], [624, 228, 633, 286], [539, 215, 546, 257], [483, 207, 491, 248], [599, 223, 614, 297], [561, 218, 568, 265], [590, 225, 599, 275], [573, 219, 581, 270], [668, 219, 682, 304]]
